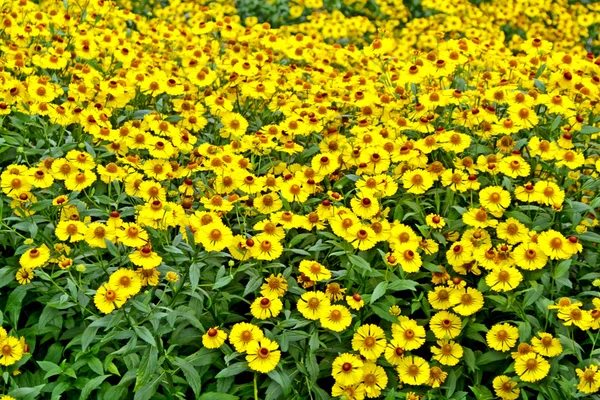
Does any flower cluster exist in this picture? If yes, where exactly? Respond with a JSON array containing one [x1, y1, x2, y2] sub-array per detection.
[[0, 0, 599, 398]]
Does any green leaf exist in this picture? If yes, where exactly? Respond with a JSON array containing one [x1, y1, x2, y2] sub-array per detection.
[[189, 262, 202, 292], [79, 375, 110, 400], [198, 393, 239, 400], [134, 373, 162, 400], [215, 362, 249, 379], [477, 351, 509, 365], [463, 347, 477, 372], [135, 347, 159, 390], [213, 275, 233, 290], [580, 126, 600, 134], [175, 357, 201, 397], [38, 305, 61, 330], [81, 324, 99, 352], [306, 352, 319, 380], [348, 254, 371, 274], [370, 281, 388, 304], [6, 285, 28, 324], [134, 326, 156, 347], [387, 279, 418, 291], [445, 369, 457, 397], [8, 385, 44, 399], [523, 283, 545, 308]]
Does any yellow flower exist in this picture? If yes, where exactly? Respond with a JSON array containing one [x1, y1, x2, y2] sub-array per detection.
[[331, 353, 364, 386], [397, 356, 429, 385], [479, 186, 511, 213], [198, 222, 234, 252], [19, 245, 50, 269], [362, 362, 388, 397], [297, 291, 330, 320], [250, 296, 283, 320], [0, 336, 23, 366], [531, 332, 563, 357], [129, 246, 163, 269], [229, 323, 264, 353], [576, 365, 600, 394], [55, 220, 87, 242], [136, 267, 160, 287], [94, 283, 126, 314], [429, 311, 462, 339], [298, 260, 331, 281], [486, 323, 519, 352], [16, 267, 34, 285], [346, 294, 364, 310], [402, 169, 434, 194], [427, 366, 448, 388], [202, 327, 227, 349], [108, 269, 142, 298], [492, 375, 519, 400], [514, 354, 550, 382], [320, 305, 352, 332], [485, 267, 523, 292], [392, 317, 426, 351], [351, 324, 386, 360], [426, 214, 445, 229], [450, 287, 484, 316], [431, 339, 463, 366], [260, 274, 288, 298], [246, 338, 281, 373], [165, 272, 179, 283]]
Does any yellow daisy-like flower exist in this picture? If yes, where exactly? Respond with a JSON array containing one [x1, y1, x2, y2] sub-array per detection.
[[397, 355, 429, 386], [108, 269, 142, 298], [486, 323, 519, 352], [576, 365, 600, 394], [450, 287, 484, 316], [320, 305, 352, 332], [331, 353, 364, 386], [362, 362, 388, 397], [431, 339, 463, 366], [246, 338, 281, 373], [531, 332, 563, 357], [129, 246, 163, 269], [260, 274, 288, 298], [492, 375, 520, 400], [297, 291, 330, 320], [298, 260, 332, 281], [250, 296, 283, 320], [94, 283, 126, 314], [514, 354, 550, 382], [19, 244, 51, 269], [392, 317, 426, 351], [202, 327, 227, 349], [0, 336, 23, 366], [351, 324, 386, 360], [229, 322, 264, 353]]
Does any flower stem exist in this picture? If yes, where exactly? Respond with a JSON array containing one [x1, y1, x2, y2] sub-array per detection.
[[253, 373, 259, 400]]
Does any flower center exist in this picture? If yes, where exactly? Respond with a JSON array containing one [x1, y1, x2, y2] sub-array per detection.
[[1, 345, 12, 356], [105, 290, 117, 302], [496, 330, 508, 341], [260, 298, 271, 308], [330, 310, 342, 322], [258, 347, 270, 358], [408, 365, 420, 376], [526, 358, 538, 370]]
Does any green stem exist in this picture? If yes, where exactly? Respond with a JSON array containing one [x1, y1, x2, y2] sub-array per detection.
[[254, 373, 259, 400]]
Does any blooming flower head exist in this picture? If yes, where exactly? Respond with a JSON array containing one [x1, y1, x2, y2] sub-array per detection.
[[202, 327, 227, 349], [246, 338, 281, 373], [351, 324, 386, 360]]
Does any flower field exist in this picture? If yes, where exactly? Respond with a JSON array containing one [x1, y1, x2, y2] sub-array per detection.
[[1, 0, 600, 398]]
